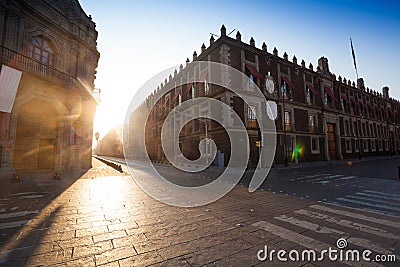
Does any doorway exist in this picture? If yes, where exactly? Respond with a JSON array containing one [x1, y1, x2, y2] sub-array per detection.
[[38, 138, 55, 170], [14, 99, 59, 171]]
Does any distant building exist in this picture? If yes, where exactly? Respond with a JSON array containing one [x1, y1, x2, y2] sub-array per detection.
[[129, 25, 400, 167], [97, 128, 123, 158], [0, 0, 100, 176]]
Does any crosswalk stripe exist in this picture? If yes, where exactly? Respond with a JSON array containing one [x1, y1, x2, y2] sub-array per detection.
[[274, 215, 399, 260], [252, 221, 379, 267], [344, 195, 400, 207], [339, 176, 357, 180], [335, 197, 400, 212], [0, 220, 30, 230], [355, 192, 400, 201], [310, 204, 400, 228], [294, 209, 399, 240], [363, 190, 399, 198], [274, 215, 343, 235]]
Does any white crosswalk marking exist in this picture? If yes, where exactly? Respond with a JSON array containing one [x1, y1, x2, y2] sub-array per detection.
[[252, 201, 399, 266], [344, 195, 400, 207], [290, 173, 367, 186], [294, 209, 399, 239], [310, 204, 400, 228], [354, 192, 400, 201], [274, 215, 399, 260], [363, 190, 399, 198], [335, 197, 400, 212], [252, 220, 382, 267], [328, 189, 400, 216]]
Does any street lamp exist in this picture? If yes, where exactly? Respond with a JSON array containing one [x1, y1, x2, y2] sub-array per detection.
[[282, 81, 288, 167]]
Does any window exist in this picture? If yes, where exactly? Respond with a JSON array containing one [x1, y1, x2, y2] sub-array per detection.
[[363, 139, 368, 152], [309, 115, 317, 133], [371, 139, 376, 151], [204, 80, 210, 95], [345, 139, 352, 153], [378, 140, 383, 151], [192, 84, 196, 98], [384, 140, 389, 151], [247, 105, 257, 128], [281, 81, 293, 101], [306, 88, 311, 105], [311, 137, 319, 154], [284, 111, 292, 131], [344, 120, 349, 136], [249, 74, 254, 90], [353, 121, 358, 137], [31, 36, 54, 67]]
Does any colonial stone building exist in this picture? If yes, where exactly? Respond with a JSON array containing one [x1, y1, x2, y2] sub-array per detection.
[[129, 25, 399, 167], [0, 0, 99, 176]]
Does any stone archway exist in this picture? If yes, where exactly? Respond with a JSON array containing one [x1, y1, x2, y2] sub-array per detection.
[[14, 99, 59, 172]]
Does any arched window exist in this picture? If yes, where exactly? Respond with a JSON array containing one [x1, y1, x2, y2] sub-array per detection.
[[31, 36, 54, 67]]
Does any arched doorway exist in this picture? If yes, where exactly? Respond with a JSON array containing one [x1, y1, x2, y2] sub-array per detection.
[[14, 99, 59, 172]]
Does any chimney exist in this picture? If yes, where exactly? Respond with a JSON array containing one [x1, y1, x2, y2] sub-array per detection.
[[201, 43, 206, 53], [357, 78, 365, 90], [236, 31, 241, 41], [210, 35, 215, 45], [382, 86, 389, 99]]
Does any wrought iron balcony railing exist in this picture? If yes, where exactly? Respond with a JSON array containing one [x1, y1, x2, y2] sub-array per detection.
[[0, 45, 87, 91]]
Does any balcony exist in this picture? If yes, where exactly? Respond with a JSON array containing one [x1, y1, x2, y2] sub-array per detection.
[[0, 45, 88, 92]]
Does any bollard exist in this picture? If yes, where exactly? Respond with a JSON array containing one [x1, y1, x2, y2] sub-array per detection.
[[54, 172, 61, 180], [13, 174, 19, 183]]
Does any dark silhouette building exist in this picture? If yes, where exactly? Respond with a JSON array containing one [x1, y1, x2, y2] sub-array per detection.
[[0, 0, 100, 177], [129, 25, 399, 167]]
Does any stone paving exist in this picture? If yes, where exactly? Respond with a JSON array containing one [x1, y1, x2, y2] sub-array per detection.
[[0, 158, 398, 266]]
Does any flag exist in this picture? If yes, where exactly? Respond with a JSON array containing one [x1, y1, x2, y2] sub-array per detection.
[[350, 38, 358, 77]]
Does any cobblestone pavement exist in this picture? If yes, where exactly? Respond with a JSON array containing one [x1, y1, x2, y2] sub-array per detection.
[[0, 158, 399, 266]]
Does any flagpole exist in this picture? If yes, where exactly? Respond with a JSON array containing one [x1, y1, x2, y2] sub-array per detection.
[[351, 37, 361, 160]]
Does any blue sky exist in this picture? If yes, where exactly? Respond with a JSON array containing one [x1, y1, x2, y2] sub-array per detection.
[[78, 0, 400, 136]]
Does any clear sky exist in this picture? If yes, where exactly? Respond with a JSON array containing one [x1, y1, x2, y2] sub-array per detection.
[[78, 0, 400, 139]]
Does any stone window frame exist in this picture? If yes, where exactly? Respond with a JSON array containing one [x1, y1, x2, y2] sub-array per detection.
[[371, 139, 376, 151], [345, 138, 352, 153], [310, 137, 320, 154], [363, 139, 369, 152], [308, 113, 318, 133], [283, 107, 294, 132]]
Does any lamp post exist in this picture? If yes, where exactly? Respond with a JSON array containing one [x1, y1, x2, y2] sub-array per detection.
[[282, 81, 288, 167], [94, 132, 100, 155]]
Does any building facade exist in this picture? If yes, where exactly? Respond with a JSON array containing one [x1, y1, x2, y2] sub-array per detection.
[[128, 25, 400, 167], [0, 0, 99, 176]]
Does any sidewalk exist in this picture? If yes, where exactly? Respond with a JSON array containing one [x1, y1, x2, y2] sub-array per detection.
[[272, 154, 400, 170]]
